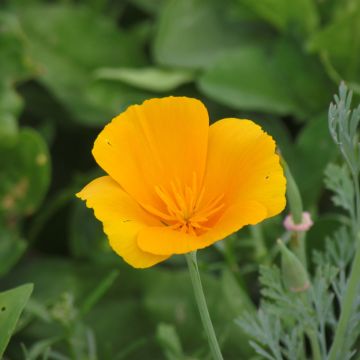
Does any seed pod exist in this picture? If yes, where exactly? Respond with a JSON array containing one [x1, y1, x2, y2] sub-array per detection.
[[278, 239, 310, 292]]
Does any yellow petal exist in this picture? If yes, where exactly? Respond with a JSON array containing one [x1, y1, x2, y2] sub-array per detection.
[[203, 118, 286, 217], [92, 97, 209, 209], [76, 176, 169, 268], [137, 201, 267, 255]]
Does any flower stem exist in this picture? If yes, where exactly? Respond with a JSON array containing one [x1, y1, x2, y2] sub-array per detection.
[[307, 329, 322, 360], [185, 251, 224, 360], [327, 238, 360, 360], [329, 243, 360, 360], [328, 173, 360, 359], [293, 232, 307, 269]]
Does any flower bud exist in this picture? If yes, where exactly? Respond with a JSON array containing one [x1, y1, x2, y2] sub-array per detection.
[[283, 211, 313, 232], [277, 239, 310, 292]]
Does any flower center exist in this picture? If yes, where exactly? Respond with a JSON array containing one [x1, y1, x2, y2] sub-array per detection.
[[143, 174, 225, 235]]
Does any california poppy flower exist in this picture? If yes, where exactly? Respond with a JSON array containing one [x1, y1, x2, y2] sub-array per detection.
[[77, 97, 286, 268]]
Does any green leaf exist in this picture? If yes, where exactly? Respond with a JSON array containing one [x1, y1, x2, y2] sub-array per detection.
[[153, 0, 266, 69], [308, 5, 360, 81], [0, 83, 21, 143], [130, 0, 168, 14], [291, 113, 337, 207], [141, 267, 254, 358], [0, 12, 32, 144], [221, 269, 255, 315], [0, 284, 33, 358], [79, 269, 119, 317], [237, 0, 318, 36], [16, 4, 151, 126], [69, 200, 115, 263], [0, 12, 35, 82], [22, 336, 61, 360], [324, 164, 354, 213], [0, 128, 51, 219], [273, 40, 334, 114], [0, 225, 27, 276], [156, 323, 185, 360], [199, 40, 332, 118], [4, 259, 160, 359], [94, 67, 194, 92], [306, 213, 342, 255], [199, 45, 296, 115]]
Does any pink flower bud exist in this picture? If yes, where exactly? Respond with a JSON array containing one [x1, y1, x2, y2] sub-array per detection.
[[283, 211, 313, 232]]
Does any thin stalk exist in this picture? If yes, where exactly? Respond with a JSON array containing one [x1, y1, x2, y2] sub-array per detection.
[[328, 173, 360, 359], [307, 330, 322, 360], [353, 173, 360, 234], [295, 232, 307, 269], [300, 293, 322, 360], [328, 240, 360, 359], [185, 251, 224, 360], [250, 224, 269, 265]]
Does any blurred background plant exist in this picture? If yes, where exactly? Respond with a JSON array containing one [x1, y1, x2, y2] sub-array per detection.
[[1, 0, 360, 359]]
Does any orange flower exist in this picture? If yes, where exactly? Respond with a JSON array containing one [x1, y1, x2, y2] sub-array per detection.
[[77, 97, 286, 268]]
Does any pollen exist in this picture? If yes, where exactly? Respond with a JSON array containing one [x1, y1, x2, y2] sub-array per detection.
[[142, 173, 225, 236]]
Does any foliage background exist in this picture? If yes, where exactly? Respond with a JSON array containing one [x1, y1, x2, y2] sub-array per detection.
[[1, 0, 359, 358]]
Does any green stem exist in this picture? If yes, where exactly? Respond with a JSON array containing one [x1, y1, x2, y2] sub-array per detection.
[[293, 232, 307, 269], [300, 282, 321, 359], [185, 251, 224, 360], [250, 224, 268, 265], [328, 239, 360, 360], [328, 173, 360, 359], [353, 174, 360, 234], [307, 330, 322, 360]]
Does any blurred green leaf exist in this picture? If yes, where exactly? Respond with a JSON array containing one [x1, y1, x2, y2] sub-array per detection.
[[308, 4, 360, 81], [0, 12, 35, 82], [221, 268, 255, 316], [153, 0, 269, 69], [22, 336, 61, 360], [4, 258, 160, 359], [0, 283, 33, 358], [0, 128, 50, 219], [141, 267, 253, 358], [156, 323, 185, 360], [130, 0, 168, 14], [0, 225, 27, 276], [324, 164, 354, 213], [69, 200, 115, 263], [94, 67, 194, 92], [79, 269, 119, 317], [199, 45, 295, 115], [306, 213, 343, 257], [237, 0, 318, 36], [15, 4, 151, 126], [291, 113, 337, 207], [0, 11, 33, 145], [274, 40, 334, 114], [0, 83, 22, 143], [199, 40, 332, 118]]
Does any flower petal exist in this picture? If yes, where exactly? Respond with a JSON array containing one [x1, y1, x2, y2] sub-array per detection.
[[202, 118, 286, 217], [92, 97, 209, 209], [137, 200, 267, 255], [77, 176, 169, 268]]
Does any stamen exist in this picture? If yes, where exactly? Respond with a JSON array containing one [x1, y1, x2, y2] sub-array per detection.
[[155, 186, 183, 221], [145, 174, 225, 236], [171, 181, 188, 217], [141, 203, 175, 222], [196, 202, 225, 220]]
